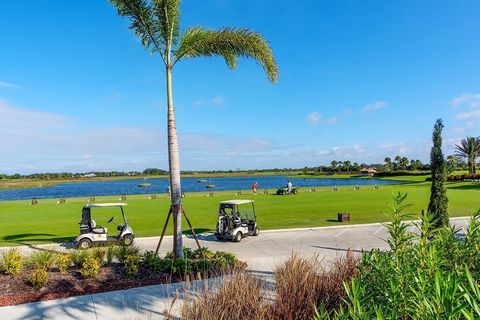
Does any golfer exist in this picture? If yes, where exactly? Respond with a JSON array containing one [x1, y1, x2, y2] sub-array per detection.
[[252, 182, 257, 194]]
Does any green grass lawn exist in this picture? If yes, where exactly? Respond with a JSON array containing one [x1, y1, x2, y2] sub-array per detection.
[[0, 179, 478, 246]]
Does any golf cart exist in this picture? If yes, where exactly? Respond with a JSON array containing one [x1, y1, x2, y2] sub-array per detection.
[[74, 203, 134, 249], [214, 200, 259, 242], [276, 186, 299, 195]]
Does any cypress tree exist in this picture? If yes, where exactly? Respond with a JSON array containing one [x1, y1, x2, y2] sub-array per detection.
[[427, 119, 449, 228]]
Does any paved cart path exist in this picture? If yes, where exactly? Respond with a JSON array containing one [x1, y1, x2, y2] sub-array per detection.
[[0, 217, 470, 320]]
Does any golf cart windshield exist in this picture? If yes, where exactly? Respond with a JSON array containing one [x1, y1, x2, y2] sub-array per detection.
[[219, 200, 256, 220]]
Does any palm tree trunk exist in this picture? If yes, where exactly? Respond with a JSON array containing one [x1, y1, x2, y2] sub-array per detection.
[[166, 66, 183, 260]]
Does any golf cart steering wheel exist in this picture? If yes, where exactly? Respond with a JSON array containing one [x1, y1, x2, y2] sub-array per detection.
[[107, 216, 114, 223]]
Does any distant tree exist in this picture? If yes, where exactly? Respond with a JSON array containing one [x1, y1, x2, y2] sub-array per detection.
[[427, 119, 449, 229], [454, 136, 480, 174], [352, 162, 360, 172], [394, 155, 402, 171], [384, 157, 392, 171], [337, 161, 344, 173], [330, 160, 338, 173], [343, 160, 351, 174], [446, 155, 458, 175], [400, 157, 409, 171]]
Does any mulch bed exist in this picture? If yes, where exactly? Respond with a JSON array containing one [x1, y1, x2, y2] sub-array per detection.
[[0, 264, 174, 307]]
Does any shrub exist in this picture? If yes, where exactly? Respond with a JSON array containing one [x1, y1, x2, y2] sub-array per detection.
[[315, 195, 480, 319], [212, 251, 237, 268], [272, 253, 358, 320], [91, 248, 105, 266], [29, 268, 48, 289], [55, 253, 72, 273], [114, 245, 140, 264], [165, 247, 195, 260], [1, 248, 23, 275], [80, 256, 100, 279], [27, 250, 57, 270], [70, 249, 90, 267], [106, 245, 115, 264], [182, 271, 269, 320], [172, 258, 189, 276], [124, 254, 139, 277], [140, 251, 173, 273], [192, 260, 213, 273], [192, 247, 215, 260]]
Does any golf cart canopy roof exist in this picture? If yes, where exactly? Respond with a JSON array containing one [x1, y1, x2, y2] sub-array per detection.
[[83, 203, 127, 208], [220, 200, 254, 205]]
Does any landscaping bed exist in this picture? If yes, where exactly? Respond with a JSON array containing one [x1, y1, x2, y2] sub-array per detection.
[[0, 246, 239, 307]]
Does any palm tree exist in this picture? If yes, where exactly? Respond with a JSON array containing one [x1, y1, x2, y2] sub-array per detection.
[[330, 160, 338, 173], [455, 136, 480, 174], [109, 0, 278, 259], [384, 157, 392, 171], [400, 156, 409, 171], [343, 160, 351, 174], [394, 155, 401, 171]]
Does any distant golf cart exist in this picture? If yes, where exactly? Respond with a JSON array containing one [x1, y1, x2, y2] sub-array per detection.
[[276, 186, 299, 195], [75, 203, 134, 249], [214, 200, 259, 242]]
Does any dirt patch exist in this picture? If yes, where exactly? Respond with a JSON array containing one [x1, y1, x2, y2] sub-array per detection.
[[0, 264, 173, 306]]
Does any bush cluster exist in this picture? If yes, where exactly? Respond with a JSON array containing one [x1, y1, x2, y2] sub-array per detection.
[[124, 254, 140, 277], [447, 173, 480, 181], [1, 248, 23, 275], [29, 268, 49, 289], [315, 193, 480, 319], [141, 247, 238, 276], [56, 253, 72, 273], [80, 256, 100, 279]]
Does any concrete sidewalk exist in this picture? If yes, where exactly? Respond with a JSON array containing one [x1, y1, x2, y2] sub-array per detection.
[[0, 217, 471, 320]]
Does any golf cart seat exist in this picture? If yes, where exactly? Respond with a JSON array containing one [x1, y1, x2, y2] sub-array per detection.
[[90, 220, 107, 234]]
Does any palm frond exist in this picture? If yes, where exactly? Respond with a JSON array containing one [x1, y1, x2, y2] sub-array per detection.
[[109, 0, 167, 62], [152, 0, 181, 48], [174, 27, 278, 83]]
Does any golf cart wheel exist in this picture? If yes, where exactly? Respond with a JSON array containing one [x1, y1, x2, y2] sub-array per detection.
[[233, 232, 243, 242], [122, 234, 134, 246], [78, 238, 92, 250], [253, 227, 260, 236]]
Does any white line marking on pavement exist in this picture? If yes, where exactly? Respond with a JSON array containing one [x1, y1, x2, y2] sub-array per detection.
[[334, 229, 347, 238], [374, 226, 384, 235], [291, 230, 312, 241]]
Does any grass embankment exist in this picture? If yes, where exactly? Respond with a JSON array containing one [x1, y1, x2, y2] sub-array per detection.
[[0, 175, 478, 246]]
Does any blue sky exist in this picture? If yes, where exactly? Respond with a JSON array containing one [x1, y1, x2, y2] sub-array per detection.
[[1, 0, 479, 174]]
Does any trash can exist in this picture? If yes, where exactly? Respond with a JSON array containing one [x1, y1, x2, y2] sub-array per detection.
[[338, 212, 350, 222]]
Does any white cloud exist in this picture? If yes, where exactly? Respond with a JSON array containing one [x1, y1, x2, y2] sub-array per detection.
[[0, 81, 21, 89], [378, 142, 412, 155], [326, 117, 337, 125], [211, 96, 224, 106], [306, 111, 321, 124], [306, 112, 337, 125], [363, 101, 387, 112], [192, 96, 225, 107], [451, 93, 480, 109], [455, 110, 480, 120], [0, 99, 72, 128]]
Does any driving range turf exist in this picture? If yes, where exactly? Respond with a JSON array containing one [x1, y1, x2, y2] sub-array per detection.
[[0, 176, 478, 246]]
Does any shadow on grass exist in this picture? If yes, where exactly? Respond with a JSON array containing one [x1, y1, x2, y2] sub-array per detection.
[[1, 233, 73, 247], [326, 219, 341, 223], [447, 184, 480, 190]]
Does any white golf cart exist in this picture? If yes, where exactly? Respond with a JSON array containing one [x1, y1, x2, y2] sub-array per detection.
[[214, 199, 259, 242], [74, 203, 134, 249]]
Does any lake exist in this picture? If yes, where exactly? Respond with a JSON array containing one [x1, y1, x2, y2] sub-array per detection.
[[0, 176, 402, 201]]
